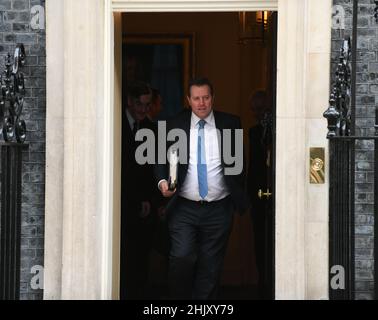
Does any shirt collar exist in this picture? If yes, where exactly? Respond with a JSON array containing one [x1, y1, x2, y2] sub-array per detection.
[[125, 108, 136, 129], [191, 110, 215, 128]]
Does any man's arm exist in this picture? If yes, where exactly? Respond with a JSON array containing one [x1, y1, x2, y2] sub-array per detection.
[[153, 117, 176, 198]]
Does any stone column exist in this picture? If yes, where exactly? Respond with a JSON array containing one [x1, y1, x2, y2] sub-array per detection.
[[45, 0, 107, 299], [275, 0, 331, 299], [304, 0, 331, 300], [44, 0, 64, 300]]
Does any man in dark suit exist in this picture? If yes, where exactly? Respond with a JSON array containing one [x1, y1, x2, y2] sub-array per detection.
[[155, 77, 248, 300], [120, 81, 159, 299], [247, 90, 273, 300]]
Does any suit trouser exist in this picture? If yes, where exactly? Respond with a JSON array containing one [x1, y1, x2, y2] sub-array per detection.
[[250, 204, 273, 300], [120, 206, 156, 300], [167, 196, 233, 300]]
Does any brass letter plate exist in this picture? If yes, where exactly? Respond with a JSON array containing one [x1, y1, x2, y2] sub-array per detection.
[[310, 147, 325, 184]]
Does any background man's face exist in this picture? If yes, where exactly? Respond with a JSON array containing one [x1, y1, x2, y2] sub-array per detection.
[[187, 85, 213, 119], [128, 93, 152, 121], [249, 92, 271, 122]]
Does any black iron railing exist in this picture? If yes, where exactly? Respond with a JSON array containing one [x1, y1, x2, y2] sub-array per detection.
[[0, 143, 27, 300], [324, 37, 355, 300], [324, 0, 378, 300], [0, 44, 28, 300], [0, 44, 27, 143]]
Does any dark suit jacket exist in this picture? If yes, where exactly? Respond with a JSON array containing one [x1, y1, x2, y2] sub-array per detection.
[[121, 114, 159, 220], [154, 109, 248, 215]]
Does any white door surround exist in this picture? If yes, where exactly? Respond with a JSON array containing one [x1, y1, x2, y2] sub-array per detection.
[[44, 0, 331, 300]]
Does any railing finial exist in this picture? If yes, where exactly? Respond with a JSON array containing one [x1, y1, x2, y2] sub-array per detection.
[[324, 38, 352, 138], [0, 44, 27, 143]]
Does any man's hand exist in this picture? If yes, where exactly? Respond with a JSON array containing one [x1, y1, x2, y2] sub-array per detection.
[[159, 180, 176, 198], [139, 201, 151, 218]]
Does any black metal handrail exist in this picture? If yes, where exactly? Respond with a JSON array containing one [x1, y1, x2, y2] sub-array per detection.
[[0, 45, 28, 300], [324, 0, 378, 300]]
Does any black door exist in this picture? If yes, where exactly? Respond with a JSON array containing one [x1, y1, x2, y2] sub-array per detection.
[[247, 12, 277, 300]]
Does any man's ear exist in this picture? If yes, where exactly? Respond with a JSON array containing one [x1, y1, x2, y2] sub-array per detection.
[[186, 95, 191, 106]]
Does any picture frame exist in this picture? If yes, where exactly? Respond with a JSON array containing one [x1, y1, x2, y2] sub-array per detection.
[[123, 33, 195, 120]]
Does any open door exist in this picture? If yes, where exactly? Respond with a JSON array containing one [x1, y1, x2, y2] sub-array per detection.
[[262, 11, 277, 300], [267, 10, 277, 301], [113, 12, 123, 299], [247, 12, 277, 300]]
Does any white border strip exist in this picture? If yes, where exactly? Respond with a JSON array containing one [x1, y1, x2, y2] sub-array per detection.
[[101, 0, 114, 300], [112, 0, 278, 12]]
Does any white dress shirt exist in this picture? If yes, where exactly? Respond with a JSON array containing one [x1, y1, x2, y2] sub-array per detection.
[[126, 108, 136, 130], [179, 111, 230, 201]]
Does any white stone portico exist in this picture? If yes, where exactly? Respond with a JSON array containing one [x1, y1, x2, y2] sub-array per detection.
[[44, 0, 331, 299]]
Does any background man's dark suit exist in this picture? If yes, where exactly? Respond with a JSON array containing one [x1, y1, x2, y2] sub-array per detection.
[[155, 108, 248, 299], [247, 123, 273, 299], [120, 114, 158, 299]]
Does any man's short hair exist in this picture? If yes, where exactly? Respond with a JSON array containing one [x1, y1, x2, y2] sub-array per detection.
[[127, 81, 152, 100], [188, 77, 214, 97], [249, 90, 268, 106]]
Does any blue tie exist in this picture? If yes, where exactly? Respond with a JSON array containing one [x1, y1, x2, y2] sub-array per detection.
[[197, 119, 208, 199]]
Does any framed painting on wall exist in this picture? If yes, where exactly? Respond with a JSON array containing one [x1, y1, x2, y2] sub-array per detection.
[[123, 33, 195, 121]]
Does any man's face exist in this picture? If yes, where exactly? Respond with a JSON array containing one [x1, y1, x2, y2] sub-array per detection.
[[128, 93, 152, 122], [187, 85, 213, 119], [250, 97, 271, 122]]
